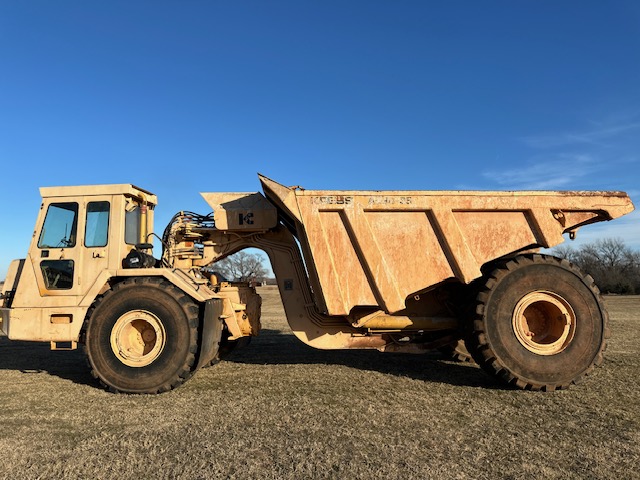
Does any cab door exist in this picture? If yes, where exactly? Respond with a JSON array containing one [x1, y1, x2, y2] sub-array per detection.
[[34, 201, 83, 298], [33, 197, 112, 298]]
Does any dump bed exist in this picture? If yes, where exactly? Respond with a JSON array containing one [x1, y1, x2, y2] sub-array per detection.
[[259, 175, 634, 317]]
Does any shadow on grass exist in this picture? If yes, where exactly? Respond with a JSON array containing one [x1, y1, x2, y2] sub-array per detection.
[[225, 329, 501, 389], [0, 330, 500, 390], [0, 336, 96, 387]]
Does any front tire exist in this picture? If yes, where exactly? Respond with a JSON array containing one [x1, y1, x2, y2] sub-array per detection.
[[85, 277, 199, 393], [467, 255, 608, 391]]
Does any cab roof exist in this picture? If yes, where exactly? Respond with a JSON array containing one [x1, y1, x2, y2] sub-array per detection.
[[39, 184, 157, 205]]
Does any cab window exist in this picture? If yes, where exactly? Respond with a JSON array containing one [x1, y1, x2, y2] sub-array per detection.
[[125, 205, 140, 245], [40, 260, 74, 290], [38, 203, 79, 248], [86, 201, 110, 247]]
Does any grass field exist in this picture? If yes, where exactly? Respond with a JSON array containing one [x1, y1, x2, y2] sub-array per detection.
[[0, 287, 638, 479]]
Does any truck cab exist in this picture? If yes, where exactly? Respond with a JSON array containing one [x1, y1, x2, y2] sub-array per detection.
[[1, 185, 156, 344]]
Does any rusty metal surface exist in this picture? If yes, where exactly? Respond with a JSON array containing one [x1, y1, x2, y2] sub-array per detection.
[[260, 175, 634, 316]]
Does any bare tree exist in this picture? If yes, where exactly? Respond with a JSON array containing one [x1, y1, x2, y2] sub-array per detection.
[[552, 238, 640, 294], [551, 244, 578, 262], [212, 251, 268, 283]]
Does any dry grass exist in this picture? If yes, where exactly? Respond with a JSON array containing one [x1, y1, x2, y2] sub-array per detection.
[[0, 287, 638, 479]]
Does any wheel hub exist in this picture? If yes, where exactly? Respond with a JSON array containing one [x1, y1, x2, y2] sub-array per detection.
[[512, 291, 576, 356], [110, 310, 167, 367]]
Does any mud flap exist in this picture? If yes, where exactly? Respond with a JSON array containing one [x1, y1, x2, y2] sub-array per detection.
[[195, 298, 224, 370]]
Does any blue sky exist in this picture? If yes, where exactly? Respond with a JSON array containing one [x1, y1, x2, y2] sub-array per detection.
[[1, 1, 639, 279]]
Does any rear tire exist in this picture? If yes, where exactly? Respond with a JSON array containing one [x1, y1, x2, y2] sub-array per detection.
[[467, 254, 608, 391], [85, 277, 199, 393]]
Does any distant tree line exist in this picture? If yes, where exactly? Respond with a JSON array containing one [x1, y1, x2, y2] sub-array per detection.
[[553, 238, 640, 294]]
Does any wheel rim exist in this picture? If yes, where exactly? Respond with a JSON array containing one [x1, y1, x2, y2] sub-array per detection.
[[110, 310, 167, 367], [512, 291, 576, 356]]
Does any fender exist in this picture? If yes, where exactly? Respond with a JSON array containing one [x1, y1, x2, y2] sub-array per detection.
[[195, 298, 224, 370]]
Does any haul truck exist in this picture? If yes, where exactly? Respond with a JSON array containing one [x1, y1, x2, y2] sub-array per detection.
[[0, 175, 634, 393]]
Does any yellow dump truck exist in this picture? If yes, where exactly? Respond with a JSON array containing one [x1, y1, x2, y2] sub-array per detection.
[[0, 175, 634, 393]]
